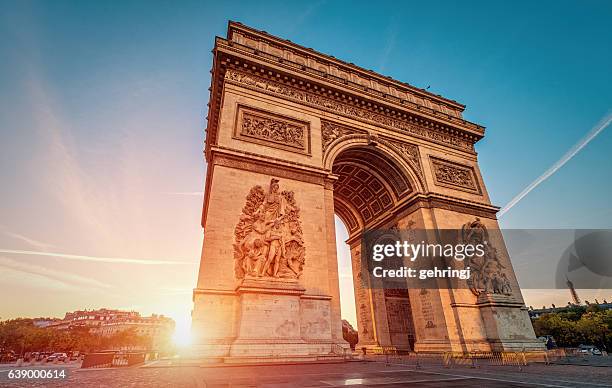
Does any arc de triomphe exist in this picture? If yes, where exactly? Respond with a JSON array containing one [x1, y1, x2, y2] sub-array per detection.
[[192, 21, 542, 363]]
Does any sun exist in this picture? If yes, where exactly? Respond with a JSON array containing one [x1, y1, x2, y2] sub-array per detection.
[[171, 318, 193, 349]]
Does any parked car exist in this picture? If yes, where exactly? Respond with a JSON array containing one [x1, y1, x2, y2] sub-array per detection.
[[578, 345, 602, 355], [46, 353, 68, 362], [0, 352, 17, 363]]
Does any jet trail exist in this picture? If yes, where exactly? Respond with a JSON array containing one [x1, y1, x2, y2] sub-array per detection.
[[499, 112, 612, 218]]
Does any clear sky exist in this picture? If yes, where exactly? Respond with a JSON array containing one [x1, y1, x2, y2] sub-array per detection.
[[1, 0, 611, 335]]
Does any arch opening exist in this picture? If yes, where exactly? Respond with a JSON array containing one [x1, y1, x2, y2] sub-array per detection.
[[334, 215, 358, 341], [332, 144, 419, 352]]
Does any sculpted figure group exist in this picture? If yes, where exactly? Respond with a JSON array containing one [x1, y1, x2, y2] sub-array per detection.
[[234, 178, 306, 279], [461, 217, 512, 296], [242, 114, 305, 148]]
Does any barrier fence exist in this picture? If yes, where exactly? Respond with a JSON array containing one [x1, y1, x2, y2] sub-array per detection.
[[364, 348, 585, 370], [81, 352, 146, 369]]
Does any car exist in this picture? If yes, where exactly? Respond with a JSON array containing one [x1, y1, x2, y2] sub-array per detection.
[[578, 345, 602, 356], [46, 353, 68, 362], [0, 352, 17, 363]]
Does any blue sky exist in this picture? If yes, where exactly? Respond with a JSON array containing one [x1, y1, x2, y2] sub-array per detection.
[[1, 0, 611, 328]]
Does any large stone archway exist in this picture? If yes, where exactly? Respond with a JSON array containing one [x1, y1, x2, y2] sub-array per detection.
[[191, 22, 542, 363]]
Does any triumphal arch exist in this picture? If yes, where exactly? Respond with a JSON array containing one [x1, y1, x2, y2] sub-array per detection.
[[192, 21, 541, 362]]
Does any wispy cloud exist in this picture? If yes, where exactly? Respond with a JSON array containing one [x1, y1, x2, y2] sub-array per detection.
[[378, 17, 399, 73], [287, 0, 327, 34], [0, 256, 111, 290], [0, 249, 194, 265], [499, 111, 612, 218], [0, 225, 54, 250]]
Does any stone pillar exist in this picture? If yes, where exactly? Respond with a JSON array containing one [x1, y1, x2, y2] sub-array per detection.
[[350, 243, 395, 353], [192, 167, 348, 363], [427, 207, 544, 352], [396, 208, 454, 353]]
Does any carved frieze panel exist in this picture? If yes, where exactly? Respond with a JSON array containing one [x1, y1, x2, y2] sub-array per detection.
[[225, 69, 475, 152], [235, 105, 311, 154], [429, 156, 481, 195]]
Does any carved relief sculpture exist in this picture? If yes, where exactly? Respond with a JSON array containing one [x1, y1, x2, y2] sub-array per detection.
[[234, 178, 306, 280], [460, 218, 512, 296], [321, 120, 353, 152], [430, 157, 480, 194], [393, 142, 422, 173], [236, 106, 310, 154]]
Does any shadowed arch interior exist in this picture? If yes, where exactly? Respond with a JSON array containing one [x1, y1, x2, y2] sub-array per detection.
[[332, 146, 413, 234]]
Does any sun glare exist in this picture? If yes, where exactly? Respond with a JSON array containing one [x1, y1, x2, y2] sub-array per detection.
[[171, 316, 193, 348]]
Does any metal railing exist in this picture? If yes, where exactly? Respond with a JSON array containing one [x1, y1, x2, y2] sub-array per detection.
[[330, 344, 351, 360], [373, 348, 571, 371], [81, 352, 146, 369]]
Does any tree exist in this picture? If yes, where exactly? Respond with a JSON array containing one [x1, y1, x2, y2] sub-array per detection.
[[533, 308, 612, 350], [0, 319, 173, 355], [342, 320, 358, 350]]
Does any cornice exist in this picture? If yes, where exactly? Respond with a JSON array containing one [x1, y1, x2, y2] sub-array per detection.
[[227, 21, 466, 113], [215, 38, 484, 136], [205, 26, 488, 160]]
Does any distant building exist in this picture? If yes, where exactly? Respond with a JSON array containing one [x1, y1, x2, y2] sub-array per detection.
[[45, 308, 174, 348], [90, 314, 174, 339]]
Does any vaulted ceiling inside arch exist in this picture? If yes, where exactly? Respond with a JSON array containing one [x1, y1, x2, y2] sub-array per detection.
[[332, 147, 412, 233]]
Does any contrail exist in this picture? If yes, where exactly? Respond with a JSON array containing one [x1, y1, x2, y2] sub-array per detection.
[[0, 249, 194, 265], [0, 256, 112, 290], [1, 229, 54, 250], [499, 112, 612, 218]]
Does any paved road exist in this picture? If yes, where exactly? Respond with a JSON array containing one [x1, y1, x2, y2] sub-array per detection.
[[1, 360, 611, 387]]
